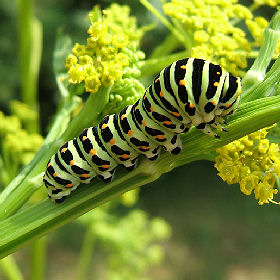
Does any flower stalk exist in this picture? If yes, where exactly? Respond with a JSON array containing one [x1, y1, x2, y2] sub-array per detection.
[[242, 10, 280, 99]]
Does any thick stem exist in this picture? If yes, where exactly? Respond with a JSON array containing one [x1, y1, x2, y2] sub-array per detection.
[[76, 227, 95, 280], [0, 255, 24, 280], [140, 51, 186, 77], [17, 0, 42, 133], [29, 237, 46, 280], [242, 10, 280, 98]]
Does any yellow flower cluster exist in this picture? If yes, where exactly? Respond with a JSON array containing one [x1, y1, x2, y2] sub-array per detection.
[[66, 4, 144, 94], [253, 0, 280, 7], [0, 103, 43, 186], [0, 104, 43, 167], [162, 0, 275, 76], [215, 126, 280, 205], [10, 100, 37, 123]]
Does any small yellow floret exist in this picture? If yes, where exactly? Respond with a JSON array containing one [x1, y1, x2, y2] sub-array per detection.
[[112, 33, 129, 48]]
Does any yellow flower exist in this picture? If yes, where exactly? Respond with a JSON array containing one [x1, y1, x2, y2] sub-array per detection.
[[65, 4, 145, 96], [162, 0, 274, 76], [68, 65, 87, 84], [85, 75, 101, 94], [215, 125, 280, 205], [112, 33, 129, 48]]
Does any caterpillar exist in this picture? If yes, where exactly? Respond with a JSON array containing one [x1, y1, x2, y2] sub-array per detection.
[[44, 58, 242, 203]]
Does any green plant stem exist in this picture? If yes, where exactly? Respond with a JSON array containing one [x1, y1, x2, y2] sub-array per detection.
[[0, 255, 24, 280], [18, 0, 32, 104], [140, 51, 186, 77], [149, 34, 181, 60], [242, 55, 280, 103], [76, 227, 95, 280], [139, 0, 187, 47], [29, 237, 46, 280], [0, 87, 110, 220], [17, 0, 42, 133], [63, 86, 111, 141], [0, 95, 280, 258], [242, 10, 280, 98]]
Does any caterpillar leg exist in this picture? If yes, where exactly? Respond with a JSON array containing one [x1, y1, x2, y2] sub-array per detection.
[[98, 168, 116, 183], [44, 174, 79, 203], [209, 115, 228, 132], [196, 123, 220, 138]]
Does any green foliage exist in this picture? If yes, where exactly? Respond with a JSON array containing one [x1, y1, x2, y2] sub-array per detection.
[[0, 103, 43, 187], [76, 203, 170, 280], [0, 1, 280, 280]]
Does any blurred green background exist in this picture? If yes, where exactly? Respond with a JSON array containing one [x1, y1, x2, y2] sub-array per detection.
[[0, 0, 280, 279]]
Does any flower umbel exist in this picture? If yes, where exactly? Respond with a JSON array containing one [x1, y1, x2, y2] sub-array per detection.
[[65, 4, 145, 95], [215, 125, 280, 205], [162, 0, 280, 76], [0, 104, 43, 187]]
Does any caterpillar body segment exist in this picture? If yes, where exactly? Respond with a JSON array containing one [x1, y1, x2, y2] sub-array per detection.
[[44, 58, 242, 202]]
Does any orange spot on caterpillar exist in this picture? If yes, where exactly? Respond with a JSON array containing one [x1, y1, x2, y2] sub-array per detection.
[[179, 80, 186, 86], [61, 147, 67, 153], [135, 106, 139, 110], [121, 114, 126, 120], [101, 123, 108, 129], [163, 121, 172, 125], [140, 146, 149, 150], [109, 139, 116, 145], [47, 163, 51, 167], [155, 78, 159, 83], [141, 120, 146, 126], [217, 71, 220, 75], [80, 174, 90, 178], [189, 103, 194, 108], [82, 136, 87, 141], [65, 183, 74, 188], [150, 106, 154, 112], [226, 103, 231, 108], [156, 135, 165, 140], [101, 164, 110, 169], [128, 130, 133, 136], [213, 82, 219, 87], [160, 91, 164, 97], [90, 148, 96, 155], [121, 154, 130, 159], [172, 111, 180, 117], [212, 100, 217, 106], [180, 65, 186, 69], [70, 160, 75, 166], [53, 172, 57, 177]]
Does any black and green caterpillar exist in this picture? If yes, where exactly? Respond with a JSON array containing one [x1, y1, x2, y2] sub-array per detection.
[[44, 58, 242, 202]]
